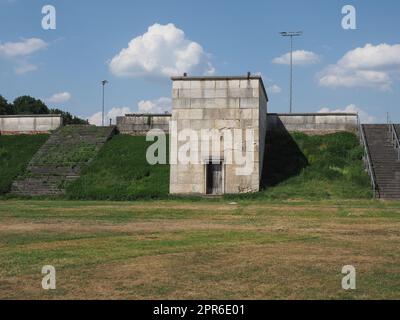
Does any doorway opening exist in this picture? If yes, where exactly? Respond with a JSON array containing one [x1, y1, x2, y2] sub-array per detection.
[[206, 161, 223, 195]]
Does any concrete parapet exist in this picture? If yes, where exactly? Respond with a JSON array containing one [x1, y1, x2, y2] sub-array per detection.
[[116, 113, 171, 135], [0, 115, 62, 135], [267, 113, 358, 134]]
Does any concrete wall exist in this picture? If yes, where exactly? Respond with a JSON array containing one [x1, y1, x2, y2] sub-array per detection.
[[116, 114, 171, 135], [170, 76, 268, 195], [259, 85, 268, 180], [267, 113, 358, 134], [0, 115, 62, 135]]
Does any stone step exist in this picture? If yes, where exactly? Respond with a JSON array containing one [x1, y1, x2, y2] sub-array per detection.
[[363, 123, 400, 199], [10, 125, 116, 197]]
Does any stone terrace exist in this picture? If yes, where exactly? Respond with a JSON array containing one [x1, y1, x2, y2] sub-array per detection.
[[11, 125, 116, 196]]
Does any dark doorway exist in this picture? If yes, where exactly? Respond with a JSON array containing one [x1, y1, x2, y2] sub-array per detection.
[[206, 163, 223, 195]]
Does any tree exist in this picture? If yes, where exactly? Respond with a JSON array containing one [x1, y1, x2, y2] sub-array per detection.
[[50, 108, 87, 125], [12, 95, 49, 115], [3, 94, 87, 125], [0, 95, 13, 115]]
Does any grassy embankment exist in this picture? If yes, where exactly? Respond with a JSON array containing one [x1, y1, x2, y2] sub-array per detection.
[[65, 135, 170, 200], [0, 131, 371, 200], [257, 131, 372, 200], [0, 135, 49, 194], [66, 132, 371, 200]]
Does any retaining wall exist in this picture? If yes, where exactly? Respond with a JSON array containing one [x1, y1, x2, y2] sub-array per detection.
[[267, 113, 358, 134], [116, 114, 170, 135], [0, 115, 63, 135]]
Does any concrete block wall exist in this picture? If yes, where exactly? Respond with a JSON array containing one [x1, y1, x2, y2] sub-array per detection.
[[267, 113, 358, 134], [259, 85, 268, 180], [116, 114, 170, 135], [170, 76, 268, 195], [0, 115, 62, 135]]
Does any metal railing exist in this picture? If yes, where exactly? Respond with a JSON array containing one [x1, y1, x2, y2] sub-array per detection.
[[358, 122, 379, 198], [388, 122, 400, 160]]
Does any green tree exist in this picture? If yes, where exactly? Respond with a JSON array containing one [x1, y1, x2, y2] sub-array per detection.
[[12, 95, 49, 115], [50, 108, 87, 125], [4, 94, 87, 125], [0, 95, 13, 115]]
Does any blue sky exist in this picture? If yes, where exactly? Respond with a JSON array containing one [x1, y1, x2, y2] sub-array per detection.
[[0, 0, 399, 124]]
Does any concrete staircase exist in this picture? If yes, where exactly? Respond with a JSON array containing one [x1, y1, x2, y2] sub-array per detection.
[[362, 124, 400, 199], [11, 125, 116, 196]]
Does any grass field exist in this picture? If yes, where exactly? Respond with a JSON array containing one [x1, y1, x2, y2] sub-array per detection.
[[0, 199, 399, 300], [0, 135, 48, 195]]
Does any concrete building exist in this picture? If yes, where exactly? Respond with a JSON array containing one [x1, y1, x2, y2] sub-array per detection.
[[169, 75, 268, 195], [114, 75, 359, 196]]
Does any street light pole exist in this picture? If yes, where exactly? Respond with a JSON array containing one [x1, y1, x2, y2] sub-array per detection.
[[101, 80, 109, 127], [280, 31, 302, 113]]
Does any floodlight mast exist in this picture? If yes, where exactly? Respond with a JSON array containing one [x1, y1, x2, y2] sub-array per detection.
[[101, 80, 109, 127], [279, 31, 303, 113]]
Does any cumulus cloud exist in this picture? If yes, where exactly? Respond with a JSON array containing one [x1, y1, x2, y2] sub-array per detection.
[[138, 97, 171, 114], [47, 92, 72, 104], [0, 38, 47, 75], [0, 38, 47, 57], [318, 43, 400, 90], [318, 104, 376, 124], [109, 23, 214, 78], [88, 107, 132, 126], [88, 97, 172, 126], [272, 50, 320, 65], [266, 84, 282, 94], [14, 62, 38, 75]]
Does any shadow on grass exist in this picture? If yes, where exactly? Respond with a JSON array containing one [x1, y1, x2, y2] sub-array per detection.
[[261, 120, 308, 189]]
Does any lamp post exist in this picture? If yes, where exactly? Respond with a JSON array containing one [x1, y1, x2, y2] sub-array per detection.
[[279, 31, 302, 113], [101, 80, 109, 126]]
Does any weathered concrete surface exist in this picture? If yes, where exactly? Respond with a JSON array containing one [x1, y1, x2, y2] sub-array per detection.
[[267, 113, 358, 134], [116, 114, 170, 135], [170, 75, 269, 195], [0, 115, 62, 135]]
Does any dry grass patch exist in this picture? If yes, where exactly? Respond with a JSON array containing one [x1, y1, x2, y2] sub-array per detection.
[[0, 199, 399, 299]]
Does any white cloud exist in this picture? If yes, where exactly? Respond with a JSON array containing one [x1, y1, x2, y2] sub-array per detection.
[[0, 38, 48, 75], [138, 97, 171, 114], [0, 38, 47, 57], [272, 50, 320, 65], [338, 43, 400, 70], [14, 62, 38, 75], [87, 112, 103, 126], [318, 104, 376, 124], [267, 84, 282, 94], [88, 107, 132, 126], [318, 43, 400, 90], [47, 92, 72, 104], [88, 97, 172, 126], [109, 23, 214, 78]]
